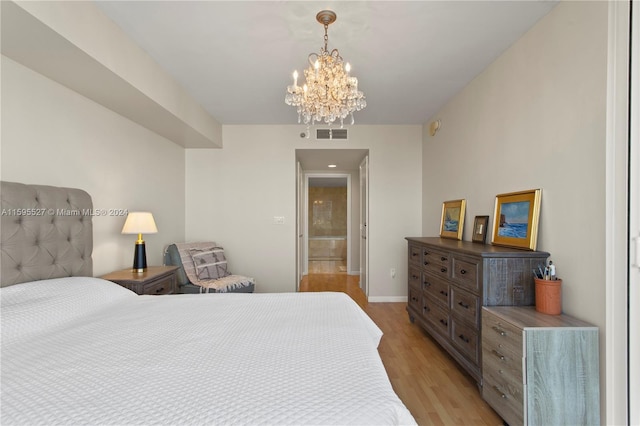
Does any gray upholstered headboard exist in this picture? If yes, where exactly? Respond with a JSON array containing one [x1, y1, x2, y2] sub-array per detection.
[[1, 181, 93, 287]]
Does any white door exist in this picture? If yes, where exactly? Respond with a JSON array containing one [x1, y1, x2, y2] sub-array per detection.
[[629, 2, 639, 422], [296, 161, 305, 289], [359, 156, 369, 295]]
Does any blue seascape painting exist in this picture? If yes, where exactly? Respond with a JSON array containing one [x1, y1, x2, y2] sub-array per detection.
[[443, 207, 460, 232], [498, 201, 530, 239]]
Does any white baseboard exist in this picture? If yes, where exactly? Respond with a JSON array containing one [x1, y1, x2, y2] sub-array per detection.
[[367, 296, 408, 303]]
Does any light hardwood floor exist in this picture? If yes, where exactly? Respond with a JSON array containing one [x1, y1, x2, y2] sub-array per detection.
[[299, 272, 503, 426]]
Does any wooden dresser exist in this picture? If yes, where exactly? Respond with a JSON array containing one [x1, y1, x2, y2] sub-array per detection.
[[482, 306, 599, 425], [405, 237, 549, 384]]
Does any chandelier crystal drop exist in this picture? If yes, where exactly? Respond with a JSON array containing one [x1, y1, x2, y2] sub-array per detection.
[[285, 10, 366, 128]]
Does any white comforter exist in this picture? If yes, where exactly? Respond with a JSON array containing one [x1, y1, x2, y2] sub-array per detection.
[[1, 277, 416, 425]]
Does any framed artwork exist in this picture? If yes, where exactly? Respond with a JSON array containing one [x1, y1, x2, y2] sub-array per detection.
[[440, 199, 466, 240], [491, 189, 541, 250], [472, 215, 489, 244]]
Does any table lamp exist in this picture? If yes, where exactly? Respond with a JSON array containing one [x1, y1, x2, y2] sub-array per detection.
[[121, 212, 158, 272]]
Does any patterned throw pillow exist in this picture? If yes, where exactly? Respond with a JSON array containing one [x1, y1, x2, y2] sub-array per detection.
[[189, 247, 230, 280]]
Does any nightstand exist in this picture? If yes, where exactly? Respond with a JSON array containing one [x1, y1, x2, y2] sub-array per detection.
[[101, 265, 179, 295]]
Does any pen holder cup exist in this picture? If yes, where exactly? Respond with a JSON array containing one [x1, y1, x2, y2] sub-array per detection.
[[535, 278, 562, 315]]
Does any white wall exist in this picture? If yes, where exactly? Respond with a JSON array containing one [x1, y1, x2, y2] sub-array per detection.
[[422, 1, 608, 420], [1, 56, 186, 275], [186, 125, 422, 297]]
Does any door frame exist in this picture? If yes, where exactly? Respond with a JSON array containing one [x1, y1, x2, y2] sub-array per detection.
[[296, 161, 304, 289], [359, 155, 369, 296], [303, 173, 351, 276]]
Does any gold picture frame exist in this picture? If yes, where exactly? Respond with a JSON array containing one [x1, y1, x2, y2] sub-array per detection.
[[440, 199, 466, 240], [491, 189, 541, 250], [472, 215, 489, 244]]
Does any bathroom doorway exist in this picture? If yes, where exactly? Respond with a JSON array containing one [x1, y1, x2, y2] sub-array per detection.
[[307, 175, 350, 274], [295, 148, 369, 294]]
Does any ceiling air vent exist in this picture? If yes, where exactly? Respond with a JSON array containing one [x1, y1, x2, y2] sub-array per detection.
[[316, 128, 348, 140]]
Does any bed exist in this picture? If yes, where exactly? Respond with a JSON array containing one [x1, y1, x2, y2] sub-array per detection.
[[0, 181, 416, 426]]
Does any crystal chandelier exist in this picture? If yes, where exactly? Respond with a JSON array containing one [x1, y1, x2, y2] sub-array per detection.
[[285, 10, 366, 128]]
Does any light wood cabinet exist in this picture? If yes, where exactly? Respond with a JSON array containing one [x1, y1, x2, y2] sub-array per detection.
[[482, 306, 600, 425], [405, 237, 549, 384]]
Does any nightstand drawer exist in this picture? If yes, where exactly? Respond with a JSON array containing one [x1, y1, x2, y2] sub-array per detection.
[[101, 266, 178, 295], [142, 274, 175, 295]]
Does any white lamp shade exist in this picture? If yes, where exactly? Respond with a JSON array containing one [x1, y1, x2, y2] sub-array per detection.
[[121, 212, 158, 234]]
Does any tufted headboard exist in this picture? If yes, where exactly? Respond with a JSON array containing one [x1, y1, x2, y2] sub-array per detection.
[[1, 181, 93, 287]]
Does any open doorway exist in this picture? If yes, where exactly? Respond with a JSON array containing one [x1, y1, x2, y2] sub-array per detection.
[[295, 148, 369, 295], [307, 175, 350, 275]]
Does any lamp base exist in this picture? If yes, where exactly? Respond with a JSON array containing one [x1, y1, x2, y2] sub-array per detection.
[[133, 241, 147, 273]]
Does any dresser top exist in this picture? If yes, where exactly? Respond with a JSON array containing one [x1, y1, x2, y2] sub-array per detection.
[[483, 306, 597, 329], [406, 237, 550, 258]]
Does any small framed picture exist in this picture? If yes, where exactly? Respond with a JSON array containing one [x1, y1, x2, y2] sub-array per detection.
[[491, 189, 542, 250], [472, 215, 489, 244], [439, 199, 466, 240]]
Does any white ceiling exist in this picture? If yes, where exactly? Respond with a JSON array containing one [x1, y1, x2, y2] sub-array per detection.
[[94, 0, 559, 126]]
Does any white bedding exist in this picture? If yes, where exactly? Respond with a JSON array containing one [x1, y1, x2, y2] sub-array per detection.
[[1, 277, 416, 425]]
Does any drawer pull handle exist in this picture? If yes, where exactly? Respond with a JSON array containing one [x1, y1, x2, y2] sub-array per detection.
[[412, 252, 418, 257], [411, 296, 418, 302], [424, 281, 431, 287], [492, 326, 506, 336], [458, 301, 470, 309], [458, 334, 470, 343], [155, 287, 165, 293], [423, 306, 430, 313], [492, 349, 506, 361], [424, 261, 429, 266], [412, 274, 419, 280], [440, 290, 448, 296], [440, 267, 447, 273], [440, 256, 447, 261], [492, 386, 507, 399], [460, 269, 467, 274], [423, 251, 429, 256], [439, 319, 448, 326]]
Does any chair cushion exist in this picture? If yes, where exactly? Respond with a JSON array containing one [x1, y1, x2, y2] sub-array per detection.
[[189, 247, 230, 280]]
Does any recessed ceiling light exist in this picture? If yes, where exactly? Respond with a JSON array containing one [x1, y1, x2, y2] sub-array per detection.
[[328, 164, 337, 168]]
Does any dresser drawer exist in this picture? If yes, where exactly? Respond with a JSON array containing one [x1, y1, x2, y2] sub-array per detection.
[[451, 255, 480, 293], [482, 374, 524, 426], [142, 275, 175, 295], [408, 244, 422, 266], [408, 266, 421, 289], [482, 342, 523, 386], [408, 286, 421, 312], [421, 248, 450, 278], [450, 286, 480, 328], [451, 317, 479, 364], [482, 310, 523, 356], [422, 273, 449, 308], [422, 297, 450, 338]]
